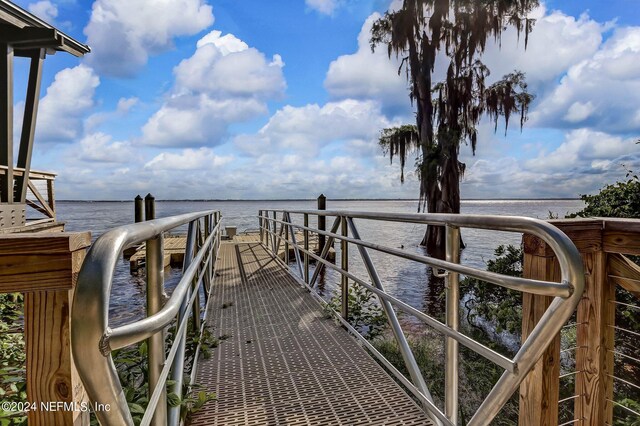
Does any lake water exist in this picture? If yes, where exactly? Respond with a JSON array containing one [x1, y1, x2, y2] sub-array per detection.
[[57, 199, 584, 325]]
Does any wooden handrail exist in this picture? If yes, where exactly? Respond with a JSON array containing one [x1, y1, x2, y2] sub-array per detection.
[[0, 165, 56, 180]]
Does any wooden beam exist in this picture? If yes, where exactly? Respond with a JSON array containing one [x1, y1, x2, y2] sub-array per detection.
[[524, 220, 603, 257], [26, 198, 49, 216], [574, 251, 614, 425], [16, 48, 44, 203], [0, 42, 13, 203], [519, 254, 561, 426], [46, 178, 54, 215], [27, 180, 54, 218], [0, 165, 56, 179], [0, 232, 90, 292], [608, 253, 640, 299]]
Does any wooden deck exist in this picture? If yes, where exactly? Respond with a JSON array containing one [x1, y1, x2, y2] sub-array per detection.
[[190, 239, 432, 426], [128, 235, 187, 272]]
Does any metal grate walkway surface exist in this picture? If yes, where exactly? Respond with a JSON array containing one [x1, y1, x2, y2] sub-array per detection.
[[190, 240, 433, 426]]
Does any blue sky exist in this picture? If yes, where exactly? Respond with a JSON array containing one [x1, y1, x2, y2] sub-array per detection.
[[10, 0, 640, 200]]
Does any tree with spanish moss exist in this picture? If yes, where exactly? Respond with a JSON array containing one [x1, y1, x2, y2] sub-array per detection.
[[372, 0, 536, 255]]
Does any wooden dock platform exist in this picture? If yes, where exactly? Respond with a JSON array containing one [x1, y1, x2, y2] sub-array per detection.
[[128, 235, 187, 272], [190, 237, 431, 426]]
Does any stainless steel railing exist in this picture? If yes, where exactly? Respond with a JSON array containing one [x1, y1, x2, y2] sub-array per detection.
[[71, 211, 221, 426], [258, 209, 585, 426]]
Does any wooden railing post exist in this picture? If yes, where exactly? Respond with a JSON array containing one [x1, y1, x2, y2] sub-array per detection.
[[519, 249, 561, 426], [0, 232, 91, 425], [520, 219, 614, 426], [574, 246, 613, 425]]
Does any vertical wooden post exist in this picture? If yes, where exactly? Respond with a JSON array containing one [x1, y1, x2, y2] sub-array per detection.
[[46, 178, 55, 219], [0, 43, 14, 203], [134, 195, 143, 223], [574, 250, 614, 425], [519, 251, 561, 426], [145, 193, 155, 220], [520, 220, 611, 426], [15, 48, 44, 203], [317, 194, 326, 253], [0, 232, 91, 426]]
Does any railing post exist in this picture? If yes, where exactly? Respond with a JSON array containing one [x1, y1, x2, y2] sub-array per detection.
[[146, 234, 167, 425], [284, 213, 289, 264], [317, 194, 326, 253], [569, 220, 612, 426], [341, 215, 349, 320], [134, 194, 143, 223], [519, 252, 561, 426], [272, 211, 277, 254], [445, 225, 460, 424], [145, 193, 155, 220], [0, 232, 91, 426], [259, 209, 263, 244], [520, 219, 612, 426], [304, 213, 309, 283]]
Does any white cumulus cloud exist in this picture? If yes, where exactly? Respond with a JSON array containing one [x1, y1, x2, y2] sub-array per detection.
[[530, 26, 640, 132], [174, 31, 285, 99], [36, 65, 99, 143], [83, 0, 214, 77], [140, 30, 285, 147], [306, 0, 339, 15], [28, 0, 58, 23], [78, 132, 135, 163], [325, 13, 408, 107], [144, 148, 233, 170], [234, 99, 395, 156]]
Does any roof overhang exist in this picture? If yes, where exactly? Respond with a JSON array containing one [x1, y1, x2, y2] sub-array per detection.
[[0, 0, 90, 57]]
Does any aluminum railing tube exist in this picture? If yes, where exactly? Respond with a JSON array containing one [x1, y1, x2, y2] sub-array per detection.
[[71, 211, 217, 426], [444, 225, 460, 424], [259, 215, 571, 298], [107, 229, 216, 350], [146, 235, 168, 426], [167, 221, 197, 426]]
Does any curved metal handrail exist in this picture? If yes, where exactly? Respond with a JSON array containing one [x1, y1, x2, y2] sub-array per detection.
[[71, 210, 220, 426], [258, 209, 585, 426]]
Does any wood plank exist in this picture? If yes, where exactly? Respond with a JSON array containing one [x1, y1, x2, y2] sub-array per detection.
[[519, 254, 561, 426], [0, 165, 57, 180], [574, 251, 614, 425], [608, 253, 640, 298], [0, 231, 90, 253], [24, 248, 89, 426], [603, 230, 640, 256], [26, 199, 50, 216], [0, 232, 90, 292], [27, 180, 54, 218], [602, 217, 640, 234], [524, 220, 602, 256]]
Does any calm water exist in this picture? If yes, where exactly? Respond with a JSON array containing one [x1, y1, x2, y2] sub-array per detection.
[[57, 199, 584, 324]]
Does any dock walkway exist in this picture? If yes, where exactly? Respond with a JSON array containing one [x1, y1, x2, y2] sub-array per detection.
[[190, 238, 432, 426]]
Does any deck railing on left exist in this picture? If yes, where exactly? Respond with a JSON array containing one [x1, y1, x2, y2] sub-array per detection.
[[71, 210, 221, 426]]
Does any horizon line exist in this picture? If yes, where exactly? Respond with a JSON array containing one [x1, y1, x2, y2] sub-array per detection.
[[57, 197, 582, 202]]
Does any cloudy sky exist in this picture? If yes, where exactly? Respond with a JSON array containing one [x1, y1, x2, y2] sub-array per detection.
[[10, 0, 640, 200]]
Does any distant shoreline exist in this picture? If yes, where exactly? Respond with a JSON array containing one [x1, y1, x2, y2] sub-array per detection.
[[57, 198, 582, 203]]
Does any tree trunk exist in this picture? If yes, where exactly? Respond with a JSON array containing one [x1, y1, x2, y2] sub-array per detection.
[[420, 141, 462, 258]]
